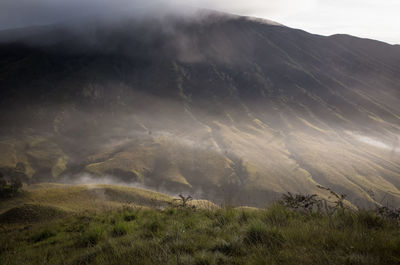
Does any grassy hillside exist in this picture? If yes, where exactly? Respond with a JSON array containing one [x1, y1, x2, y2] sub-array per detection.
[[0, 185, 399, 265], [0, 183, 174, 215]]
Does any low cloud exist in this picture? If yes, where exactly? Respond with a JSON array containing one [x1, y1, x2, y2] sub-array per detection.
[[0, 0, 312, 30], [1, 0, 399, 43], [0, 0, 185, 29]]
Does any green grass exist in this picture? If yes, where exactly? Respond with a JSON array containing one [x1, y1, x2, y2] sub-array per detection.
[[0, 204, 66, 223], [0, 183, 174, 214], [0, 204, 399, 265]]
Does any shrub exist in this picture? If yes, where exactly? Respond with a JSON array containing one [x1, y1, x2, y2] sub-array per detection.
[[280, 192, 321, 212], [123, 213, 137, 222], [317, 185, 347, 211], [10, 177, 23, 194], [78, 226, 104, 247], [0, 174, 23, 198], [111, 222, 129, 237], [376, 206, 400, 220], [144, 219, 163, 234], [357, 211, 384, 229], [174, 194, 194, 208]]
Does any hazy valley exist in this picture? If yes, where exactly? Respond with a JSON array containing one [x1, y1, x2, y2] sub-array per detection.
[[1, 6, 400, 264], [1, 11, 400, 208]]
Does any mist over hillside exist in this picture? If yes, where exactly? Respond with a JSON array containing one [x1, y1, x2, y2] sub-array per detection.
[[0, 9, 400, 208]]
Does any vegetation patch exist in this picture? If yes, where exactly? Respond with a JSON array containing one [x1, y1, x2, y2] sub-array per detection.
[[244, 220, 285, 247], [0, 204, 66, 223], [0, 204, 399, 265], [1, 185, 400, 265], [31, 228, 57, 243], [77, 225, 104, 247], [111, 222, 129, 237]]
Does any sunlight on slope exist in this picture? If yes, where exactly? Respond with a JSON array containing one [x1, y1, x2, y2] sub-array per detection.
[[0, 183, 174, 214]]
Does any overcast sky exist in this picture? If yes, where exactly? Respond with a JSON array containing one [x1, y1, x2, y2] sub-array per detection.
[[191, 0, 400, 44], [0, 0, 399, 44]]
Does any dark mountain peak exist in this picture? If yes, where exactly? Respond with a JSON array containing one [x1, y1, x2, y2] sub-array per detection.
[[0, 11, 399, 207]]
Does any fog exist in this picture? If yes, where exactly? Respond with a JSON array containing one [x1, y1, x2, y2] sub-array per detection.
[[60, 173, 203, 199], [0, 0, 294, 29], [2, 93, 399, 207], [0, 5, 399, 208], [0, 0, 182, 29], [1, 0, 400, 43]]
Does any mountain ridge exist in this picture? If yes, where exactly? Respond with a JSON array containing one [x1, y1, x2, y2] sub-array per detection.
[[0, 10, 399, 208]]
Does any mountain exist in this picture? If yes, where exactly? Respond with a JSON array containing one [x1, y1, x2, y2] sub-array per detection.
[[0, 10, 400, 207]]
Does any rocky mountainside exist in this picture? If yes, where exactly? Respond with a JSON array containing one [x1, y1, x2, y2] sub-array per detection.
[[0, 10, 399, 207]]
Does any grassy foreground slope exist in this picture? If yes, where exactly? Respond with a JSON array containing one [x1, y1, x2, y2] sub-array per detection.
[[0, 183, 174, 215], [0, 184, 400, 265]]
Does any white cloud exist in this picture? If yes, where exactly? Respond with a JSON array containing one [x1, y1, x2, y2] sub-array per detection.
[[0, 0, 399, 44], [186, 0, 400, 44], [267, 0, 400, 44]]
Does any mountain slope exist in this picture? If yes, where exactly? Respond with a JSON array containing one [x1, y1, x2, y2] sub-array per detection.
[[0, 11, 399, 207]]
